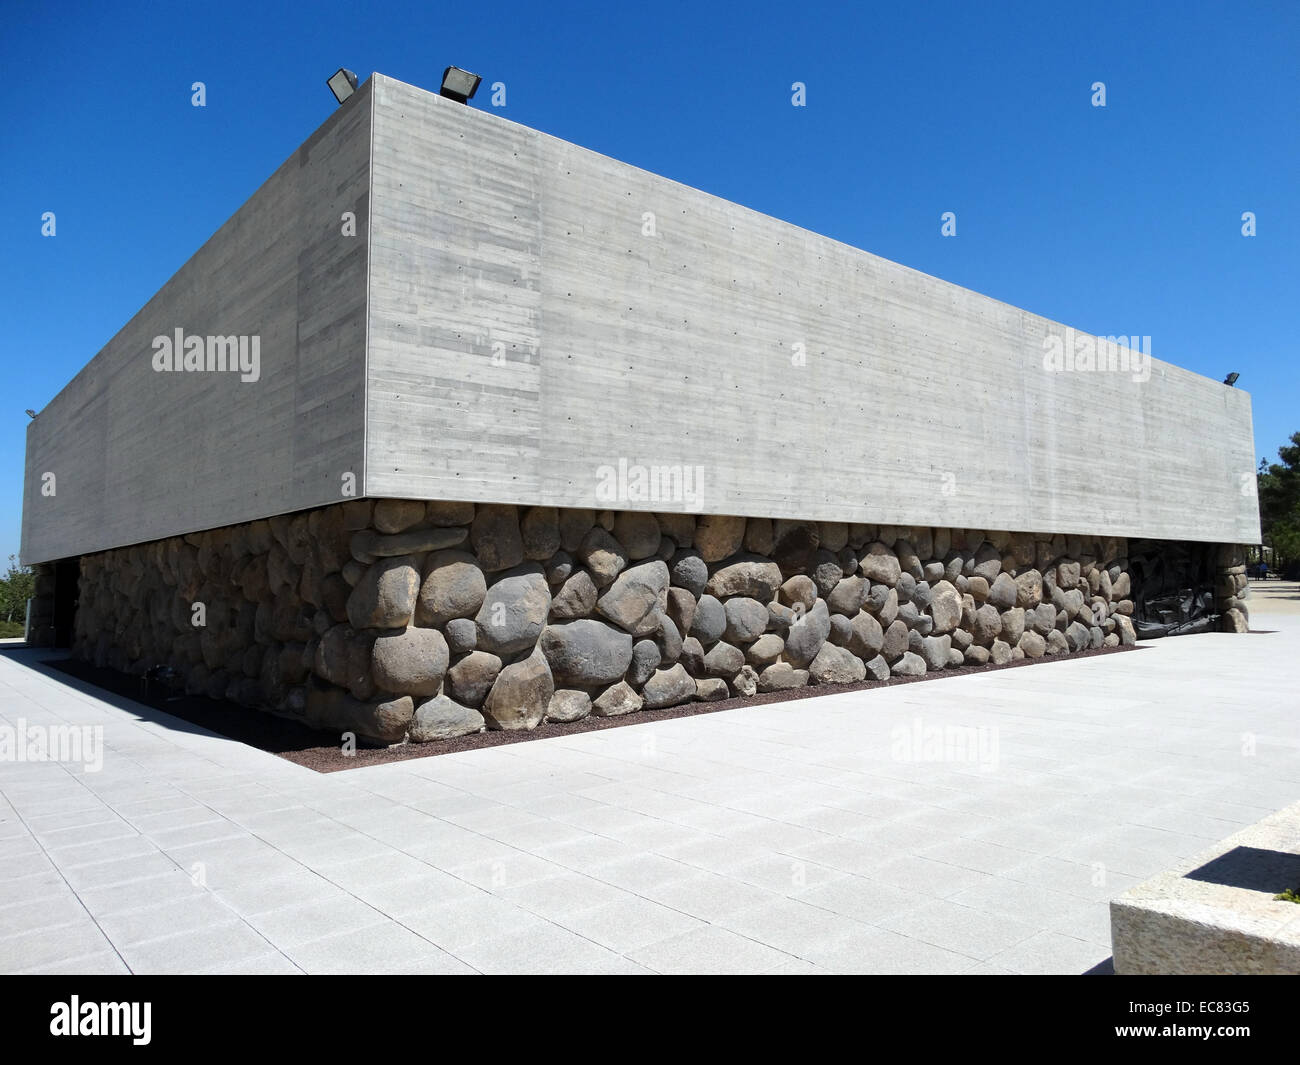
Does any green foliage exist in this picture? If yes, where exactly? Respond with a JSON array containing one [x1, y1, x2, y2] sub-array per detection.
[[1274, 887, 1300, 904], [0, 556, 34, 624], [1257, 432, 1300, 569]]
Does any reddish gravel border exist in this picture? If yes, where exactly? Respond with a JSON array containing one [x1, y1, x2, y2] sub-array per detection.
[[39, 642, 1145, 774]]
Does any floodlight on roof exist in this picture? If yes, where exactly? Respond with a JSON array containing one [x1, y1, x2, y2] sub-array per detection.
[[440, 66, 481, 104], [328, 68, 358, 105]]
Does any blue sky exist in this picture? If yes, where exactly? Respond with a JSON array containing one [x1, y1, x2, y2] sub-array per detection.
[[2, 0, 1296, 565]]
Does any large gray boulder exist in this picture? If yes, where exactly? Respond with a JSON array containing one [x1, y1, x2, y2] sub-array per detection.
[[864, 655, 890, 681], [828, 614, 853, 647], [784, 599, 831, 667], [417, 550, 487, 628], [1065, 620, 1092, 652], [550, 569, 598, 621], [592, 680, 644, 717], [547, 689, 592, 723], [702, 640, 745, 678], [779, 574, 818, 612], [1115, 614, 1137, 646], [973, 604, 1003, 644], [757, 663, 809, 692], [349, 527, 468, 564], [445, 650, 502, 708], [811, 550, 845, 597], [746, 633, 784, 668], [1018, 631, 1046, 658], [690, 594, 726, 646], [470, 504, 524, 572], [371, 626, 449, 697], [1056, 559, 1083, 588], [919, 634, 951, 671], [1030, 602, 1057, 635], [304, 685, 413, 745], [679, 636, 706, 675], [987, 572, 1019, 610], [859, 542, 902, 587], [539, 619, 635, 686], [543, 550, 573, 587], [810, 644, 867, 685], [655, 612, 683, 663], [578, 527, 628, 588], [596, 560, 669, 636], [481, 649, 553, 730], [693, 515, 747, 562], [372, 499, 425, 534], [475, 568, 551, 656], [642, 664, 696, 708], [864, 582, 890, 615], [409, 694, 485, 742], [520, 507, 561, 560], [972, 542, 1002, 582], [706, 555, 783, 600], [891, 652, 927, 677], [928, 579, 962, 633], [613, 511, 662, 560], [881, 619, 910, 662], [845, 610, 885, 659], [314, 624, 374, 698], [628, 639, 662, 687], [1000, 607, 1026, 645], [723, 597, 768, 644], [347, 555, 421, 630], [669, 551, 708, 596], [894, 539, 923, 580], [1015, 569, 1043, 608], [444, 617, 477, 655], [827, 576, 868, 617]]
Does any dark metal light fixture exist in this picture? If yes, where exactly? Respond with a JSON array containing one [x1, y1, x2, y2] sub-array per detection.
[[1223, 372, 1240, 387], [328, 68, 359, 105], [25, 409, 36, 419], [439, 66, 481, 103]]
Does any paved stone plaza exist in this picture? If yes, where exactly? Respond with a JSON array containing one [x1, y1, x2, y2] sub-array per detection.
[[1, 586, 1295, 974]]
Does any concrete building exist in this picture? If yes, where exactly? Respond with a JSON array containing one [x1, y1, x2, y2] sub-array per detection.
[[20, 73, 1259, 743]]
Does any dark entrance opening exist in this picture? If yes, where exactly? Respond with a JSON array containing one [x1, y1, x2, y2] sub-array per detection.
[[51, 558, 80, 648], [1127, 539, 1218, 638]]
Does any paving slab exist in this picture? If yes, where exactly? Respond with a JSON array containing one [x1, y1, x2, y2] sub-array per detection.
[[0, 609, 1296, 974]]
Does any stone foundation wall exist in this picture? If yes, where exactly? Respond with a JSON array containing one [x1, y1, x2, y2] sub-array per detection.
[[25, 563, 57, 647], [72, 501, 1143, 745], [1215, 544, 1251, 632]]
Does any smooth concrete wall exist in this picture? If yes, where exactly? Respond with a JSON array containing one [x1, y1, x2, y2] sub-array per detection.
[[20, 80, 374, 566], [366, 74, 1259, 544]]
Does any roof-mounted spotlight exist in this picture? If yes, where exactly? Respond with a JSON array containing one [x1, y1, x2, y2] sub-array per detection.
[[327, 68, 358, 105], [25, 409, 36, 419], [1223, 372, 1240, 387], [439, 66, 482, 104]]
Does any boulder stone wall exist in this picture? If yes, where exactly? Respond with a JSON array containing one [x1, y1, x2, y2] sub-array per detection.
[[71, 500, 1158, 744]]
